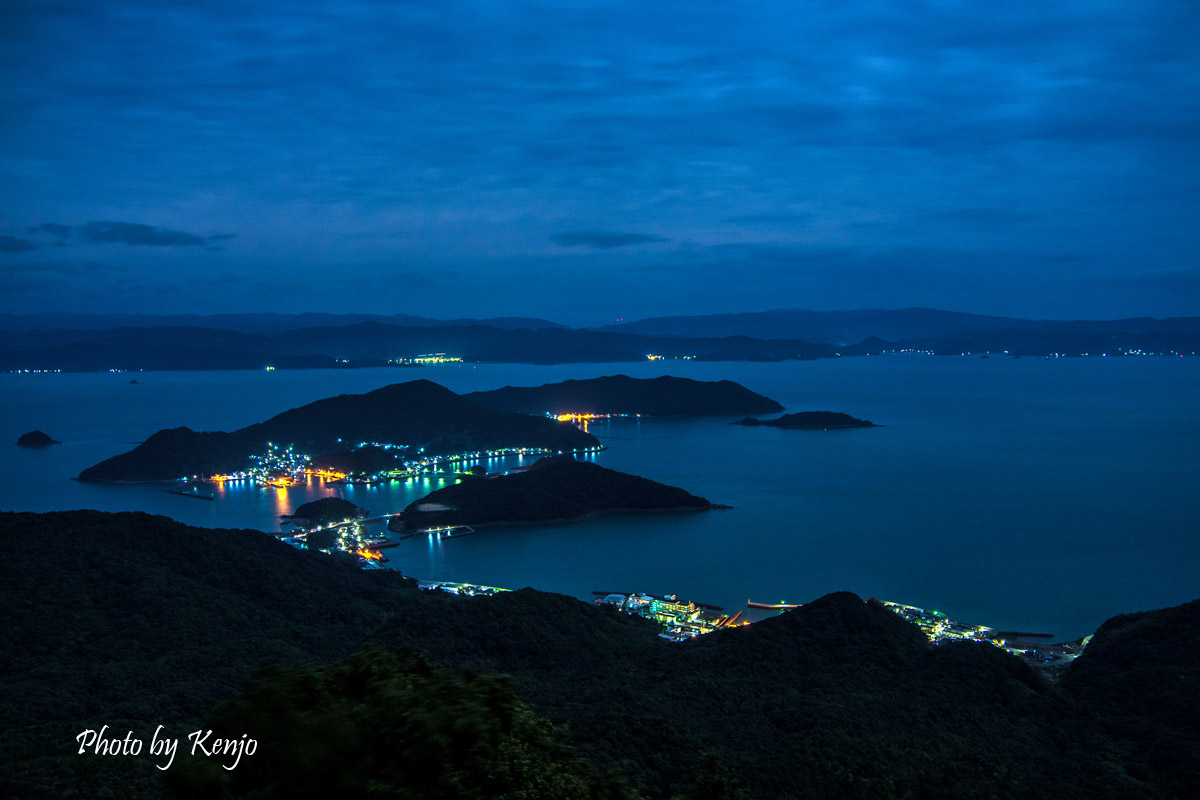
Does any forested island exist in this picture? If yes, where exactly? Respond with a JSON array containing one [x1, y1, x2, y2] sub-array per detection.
[[76, 380, 598, 482], [16, 430, 60, 446], [1, 509, 1197, 799], [465, 374, 784, 416], [282, 496, 362, 526], [390, 455, 714, 531], [735, 411, 877, 429]]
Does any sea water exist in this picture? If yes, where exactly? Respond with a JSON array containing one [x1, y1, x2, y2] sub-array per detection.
[[2, 356, 1197, 639]]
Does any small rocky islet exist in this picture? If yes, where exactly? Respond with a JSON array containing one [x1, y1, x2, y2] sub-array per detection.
[[16, 430, 61, 446], [735, 411, 876, 429]]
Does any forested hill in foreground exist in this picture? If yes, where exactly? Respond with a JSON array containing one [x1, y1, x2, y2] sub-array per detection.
[[2, 510, 1197, 799], [464, 374, 784, 416], [77, 379, 598, 482]]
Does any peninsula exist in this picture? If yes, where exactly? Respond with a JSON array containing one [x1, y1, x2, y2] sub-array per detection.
[[465, 374, 784, 416], [736, 411, 876, 429], [390, 455, 714, 531], [77, 380, 598, 483]]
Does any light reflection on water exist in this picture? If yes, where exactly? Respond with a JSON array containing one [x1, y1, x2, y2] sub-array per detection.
[[1, 358, 1197, 639]]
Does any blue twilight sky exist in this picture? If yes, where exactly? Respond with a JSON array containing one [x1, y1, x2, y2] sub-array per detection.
[[1, 0, 1197, 326]]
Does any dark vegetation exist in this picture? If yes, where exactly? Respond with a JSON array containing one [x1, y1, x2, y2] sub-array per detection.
[[163, 649, 639, 800], [0, 510, 419, 799], [2, 510, 1196, 799], [735, 411, 876, 429], [391, 455, 713, 531], [284, 496, 360, 525], [76, 380, 598, 482], [16, 429, 61, 446], [465, 374, 784, 416], [309, 444, 409, 474], [1060, 599, 1200, 799]]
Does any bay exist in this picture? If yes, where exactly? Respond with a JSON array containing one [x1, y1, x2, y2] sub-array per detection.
[[2, 356, 1197, 640]]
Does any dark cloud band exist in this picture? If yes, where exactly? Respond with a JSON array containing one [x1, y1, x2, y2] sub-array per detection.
[[78, 221, 208, 247], [0, 236, 39, 254]]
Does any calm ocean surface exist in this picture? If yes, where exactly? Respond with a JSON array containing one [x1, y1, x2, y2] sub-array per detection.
[[3, 357, 1197, 640]]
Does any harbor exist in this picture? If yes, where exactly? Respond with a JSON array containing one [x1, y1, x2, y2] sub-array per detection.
[[592, 591, 747, 641], [271, 502, 1096, 663], [393, 525, 476, 541], [165, 485, 214, 501]]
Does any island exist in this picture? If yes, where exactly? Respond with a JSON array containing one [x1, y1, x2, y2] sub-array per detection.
[[464, 374, 784, 416], [16, 430, 61, 446], [283, 496, 362, 526], [735, 411, 876, 429], [77, 380, 599, 483], [390, 455, 715, 531]]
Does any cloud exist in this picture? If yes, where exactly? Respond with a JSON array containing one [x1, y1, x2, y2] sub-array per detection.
[[0, 236, 38, 254], [552, 231, 667, 249], [1108, 264, 1200, 295], [78, 221, 209, 247], [0, 2, 1195, 318], [37, 223, 72, 239], [15, 222, 236, 250]]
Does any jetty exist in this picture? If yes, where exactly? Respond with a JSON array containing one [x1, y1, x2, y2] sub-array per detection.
[[166, 487, 214, 501], [747, 600, 800, 610]]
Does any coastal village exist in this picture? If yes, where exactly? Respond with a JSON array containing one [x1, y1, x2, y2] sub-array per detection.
[[166, 387, 1091, 675], [203, 440, 602, 488], [132, 375, 1094, 676], [277, 500, 1089, 674]]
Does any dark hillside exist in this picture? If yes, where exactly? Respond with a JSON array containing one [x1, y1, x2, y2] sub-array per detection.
[[287, 496, 360, 524], [466, 374, 784, 416], [379, 592, 1145, 800], [78, 426, 252, 482], [78, 380, 598, 482], [393, 455, 713, 530], [0, 510, 420, 798], [2, 510, 1194, 799], [1060, 599, 1200, 797]]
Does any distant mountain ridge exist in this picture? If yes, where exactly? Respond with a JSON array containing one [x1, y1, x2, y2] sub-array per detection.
[[1, 308, 1196, 371], [0, 322, 837, 371], [598, 307, 1200, 344], [0, 312, 568, 334]]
